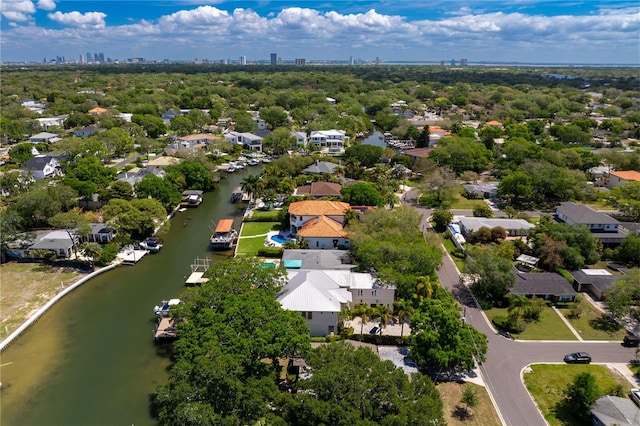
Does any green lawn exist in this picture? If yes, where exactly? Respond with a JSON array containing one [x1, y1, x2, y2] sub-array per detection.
[[236, 236, 270, 256], [240, 221, 281, 236], [524, 364, 631, 426], [249, 210, 281, 221], [484, 307, 577, 340], [441, 238, 466, 272], [449, 194, 486, 210], [558, 299, 627, 341]]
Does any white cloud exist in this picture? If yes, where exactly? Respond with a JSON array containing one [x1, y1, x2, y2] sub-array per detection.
[[1, 3, 639, 64], [37, 0, 56, 11], [1, 0, 36, 21], [47, 11, 107, 29]]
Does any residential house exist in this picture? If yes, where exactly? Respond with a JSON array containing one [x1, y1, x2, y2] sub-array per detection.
[[224, 131, 263, 151], [23, 155, 63, 180], [88, 107, 108, 115], [568, 269, 619, 300], [277, 269, 394, 336], [556, 202, 626, 246], [29, 230, 77, 258], [281, 249, 353, 271], [293, 181, 342, 198], [116, 167, 166, 192], [36, 115, 68, 130], [510, 272, 577, 302], [302, 160, 340, 175], [168, 133, 216, 150], [288, 200, 350, 249], [485, 120, 504, 129], [292, 131, 307, 150], [74, 124, 99, 137], [21, 99, 46, 113], [428, 125, 449, 146], [463, 181, 499, 199], [402, 147, 432, 164], [607, 170, 640, 189], [457, 217, 535, 238], [161, 108, 181, 124], [249, 111, 267, 130], [591, 395, 640, 426], [29, 132, 61, 144], [84, 223, 116, 243], [308, 130, 348, 153]]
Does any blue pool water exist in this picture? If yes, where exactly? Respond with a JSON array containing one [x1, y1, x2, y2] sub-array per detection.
[[270, 234, 293, 244]]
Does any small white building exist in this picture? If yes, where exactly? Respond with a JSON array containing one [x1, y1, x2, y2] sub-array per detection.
[[36, 116, 68, 130], [309, 129, 348, 153]]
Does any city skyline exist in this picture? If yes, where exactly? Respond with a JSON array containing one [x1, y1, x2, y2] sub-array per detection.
[[1, 1, 639, 64]]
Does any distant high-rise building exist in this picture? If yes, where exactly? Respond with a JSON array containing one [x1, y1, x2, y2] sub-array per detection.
[[460, 58, 468, 66], [94, 53, 99, 62], [99, 52, 105, 62], [295, 58, 305, 66], [79, 54, 84, 64], [86, 52, 91, 62], [240, 55, 247, 65], [450, 59, 456, 66], [270, 53, 277, 66], [375, 56, 380, 65], [440, 60, 445, 66], [349, 55, 354, 65]]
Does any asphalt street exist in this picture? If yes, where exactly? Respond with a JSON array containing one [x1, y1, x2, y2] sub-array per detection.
[[402, 188, 639, 425]]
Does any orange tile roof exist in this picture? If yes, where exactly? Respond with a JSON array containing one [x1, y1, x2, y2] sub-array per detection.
[[89, 107, 107, 114], [485, 120, 503, 127], [297, 216, 348, 238], [288, 200, 349, 216], [215, 219, 234, 233], [610, 170, 640, 182]]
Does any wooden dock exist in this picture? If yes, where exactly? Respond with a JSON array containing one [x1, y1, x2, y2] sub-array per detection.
[[154, 317, 177, 342], [117, 247, 148, 264], [185, 257, 210, 286]]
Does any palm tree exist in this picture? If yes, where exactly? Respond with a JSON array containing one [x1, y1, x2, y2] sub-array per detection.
[[393, 299, 415, 338], [240, 174, 263, 203], [351, 303, 372, 335], [414, 275, 434, 303], [338, 306, 352, 330], [375, 304, 393, 334], [507, 295, 531, 324]]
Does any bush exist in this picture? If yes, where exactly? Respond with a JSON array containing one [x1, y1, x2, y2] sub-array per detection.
[[256, 247, 284, 258], [452, 248, 466, 259], [96, 243, 120, 266], [492, 315, 525, 333]]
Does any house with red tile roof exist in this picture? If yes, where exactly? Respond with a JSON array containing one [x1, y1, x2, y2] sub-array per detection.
[[88, 107, 108, 115], [288, 200, 351, 249], [607, 170, 640, 189]]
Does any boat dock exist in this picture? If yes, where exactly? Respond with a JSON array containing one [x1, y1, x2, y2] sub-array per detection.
[[184, 257, 210, 286], [210, 218, 239, 250], [117, 245, 148, 265], [230, 186, 250, 203], [154, 317, 177, 342], [180, 190, 203, 208]]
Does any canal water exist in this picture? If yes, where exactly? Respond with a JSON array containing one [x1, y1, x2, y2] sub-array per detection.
[[361, 130, 386, 148], [0, 165, 262, 426]]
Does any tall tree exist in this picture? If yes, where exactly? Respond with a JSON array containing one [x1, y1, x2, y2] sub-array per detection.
[[393, 299, 414, 338], [563, 372, 600, 422], [464, 253, 516, 307]]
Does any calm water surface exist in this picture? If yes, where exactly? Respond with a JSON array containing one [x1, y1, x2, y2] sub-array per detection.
[[0, 165, 261, 426]]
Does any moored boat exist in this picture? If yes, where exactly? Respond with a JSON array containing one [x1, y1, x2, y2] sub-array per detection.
[[140, 237, 163, 253], [153, 298, 180, 316], [210, 218, 239, 250]]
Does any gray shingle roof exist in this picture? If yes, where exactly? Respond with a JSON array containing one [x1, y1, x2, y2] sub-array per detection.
[[557, 202, 619, 225], [510, 272, 577, 296]]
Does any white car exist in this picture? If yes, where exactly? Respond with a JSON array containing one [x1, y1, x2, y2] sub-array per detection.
[[630, 388, 640, 408]]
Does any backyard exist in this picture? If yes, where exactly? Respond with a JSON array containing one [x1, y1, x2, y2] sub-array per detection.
[[235, 221, 281, 256], [523, 364, 632, 426]]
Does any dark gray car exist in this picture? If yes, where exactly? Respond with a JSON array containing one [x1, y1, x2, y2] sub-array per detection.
[[564, 352, 592, 364]]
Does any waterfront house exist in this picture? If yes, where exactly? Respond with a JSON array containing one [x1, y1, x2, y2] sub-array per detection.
[[292, 131, 307, 150], [277, 269, 394, 336], [84, 223, 116, 243], [224, 131, 263, 151], [301, 160, 340, 175], [308, 130, 348, 153], [168, 133, 216, 150], [288, 200, 350, 249], [29, 230, 77, 258]]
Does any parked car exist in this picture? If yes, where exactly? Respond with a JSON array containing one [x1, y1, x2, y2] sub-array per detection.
[[564, 352, 592, 364], [630, 388, 640, 408], [623, 334, 640, 347]]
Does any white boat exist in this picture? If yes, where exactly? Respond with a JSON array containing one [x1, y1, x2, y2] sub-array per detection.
[[261, 157, 271, 163], [248, 159, 259, 166], [140, 238, 163, 253], [153, 298, 180, 316]]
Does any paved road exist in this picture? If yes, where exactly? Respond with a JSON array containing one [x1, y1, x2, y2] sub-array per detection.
[[402, 189, 638, 425]]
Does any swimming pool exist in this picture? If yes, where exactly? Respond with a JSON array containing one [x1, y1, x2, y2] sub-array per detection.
[[270, 234, 293, 245]]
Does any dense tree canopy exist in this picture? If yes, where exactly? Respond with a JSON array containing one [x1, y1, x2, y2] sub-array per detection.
[[348, 207, 442, 299], [340, 181, 385, 207], [102, 198, 167, 240], [429, 137, 492, 174], [152, 258, 310, 425], [464, 253, 516, 307], [277, 342, 445, 426]]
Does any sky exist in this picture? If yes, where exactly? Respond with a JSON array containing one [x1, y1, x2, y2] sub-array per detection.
[[1, 1, 639, 64]]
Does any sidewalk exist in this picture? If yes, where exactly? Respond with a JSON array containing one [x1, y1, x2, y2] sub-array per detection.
[[552, 306, 583, 341]]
